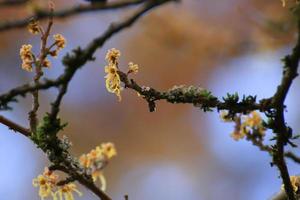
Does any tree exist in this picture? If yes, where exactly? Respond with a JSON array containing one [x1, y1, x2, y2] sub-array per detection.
[[0, 0, 300, 200]]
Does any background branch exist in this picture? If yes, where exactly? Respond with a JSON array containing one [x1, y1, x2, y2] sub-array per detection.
[[0, 0, 147, 32], [0, 0, 28, 7]]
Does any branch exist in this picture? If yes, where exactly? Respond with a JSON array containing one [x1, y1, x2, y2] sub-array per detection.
[[285, 152, 300, 164], [267, 10, 300, 200], [0, 78, 62, 110], [0, 1, 176, 200], [118, 71, 273, 113], [0, 0, 146, 32], [49, 160, 112, 200], [0, 0, 176, 112], [0, 115, 30, 136], [0, 0, 28, 7]]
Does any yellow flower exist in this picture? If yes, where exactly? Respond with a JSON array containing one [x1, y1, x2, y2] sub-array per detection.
[[56, 183, 82, 200], [28, 20, 41, 35], [101, 142, 117, 159], [243, 111, 266, 137], [128, 62, 139, 74], [229, 115, 248, 141], [230, 123, 247, 141], [43, 168, 59, 185], [244, 111, 262, 128], [79, 143, 116, 190], [33, 168, 58, 200], [20, 44, 33, 60], [22, 62, 33, 72], [230, 130, 245, 141], [33, 175, 53, 199], [92, 171, 107, 191], [281, 176, 300, 192], [104, 64, 122, 101], [79, 154, 91, 168], [105, 48, 121, 64], [20, 44, 34, 72], [53, 34, 66, 50]]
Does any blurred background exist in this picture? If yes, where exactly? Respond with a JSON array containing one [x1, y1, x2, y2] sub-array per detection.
[[0, 0, 300, 199]]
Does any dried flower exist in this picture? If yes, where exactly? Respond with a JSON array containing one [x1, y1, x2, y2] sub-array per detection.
[[20, 44, 34, 72], [42, 58, 51, 68], [54, 34, 66, 50], [28, 20, 41, 34], [128, 62, 139, 74], [49, 50, 58, 57]]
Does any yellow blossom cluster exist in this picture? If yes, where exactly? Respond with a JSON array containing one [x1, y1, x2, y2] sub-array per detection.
[[281, 176, 300, 192], [128, 62, 139, 74], [20, 20, 67, 72], [20, 44, 34, 71], [220, 111, 266, 141], [51, 34, 67, 57], [104, 48, 139, 101], [56, 183, 82, 200], [79, 142, 117, 191], [33, 168, 81, 200], [104, 48, 122, 101], [28, 20, 41, 35]]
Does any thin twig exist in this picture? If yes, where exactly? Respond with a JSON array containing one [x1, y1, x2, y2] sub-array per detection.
[[0, 115, 30, 136], [285, 152, 300, 164], [28, 6, 54, 132]]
